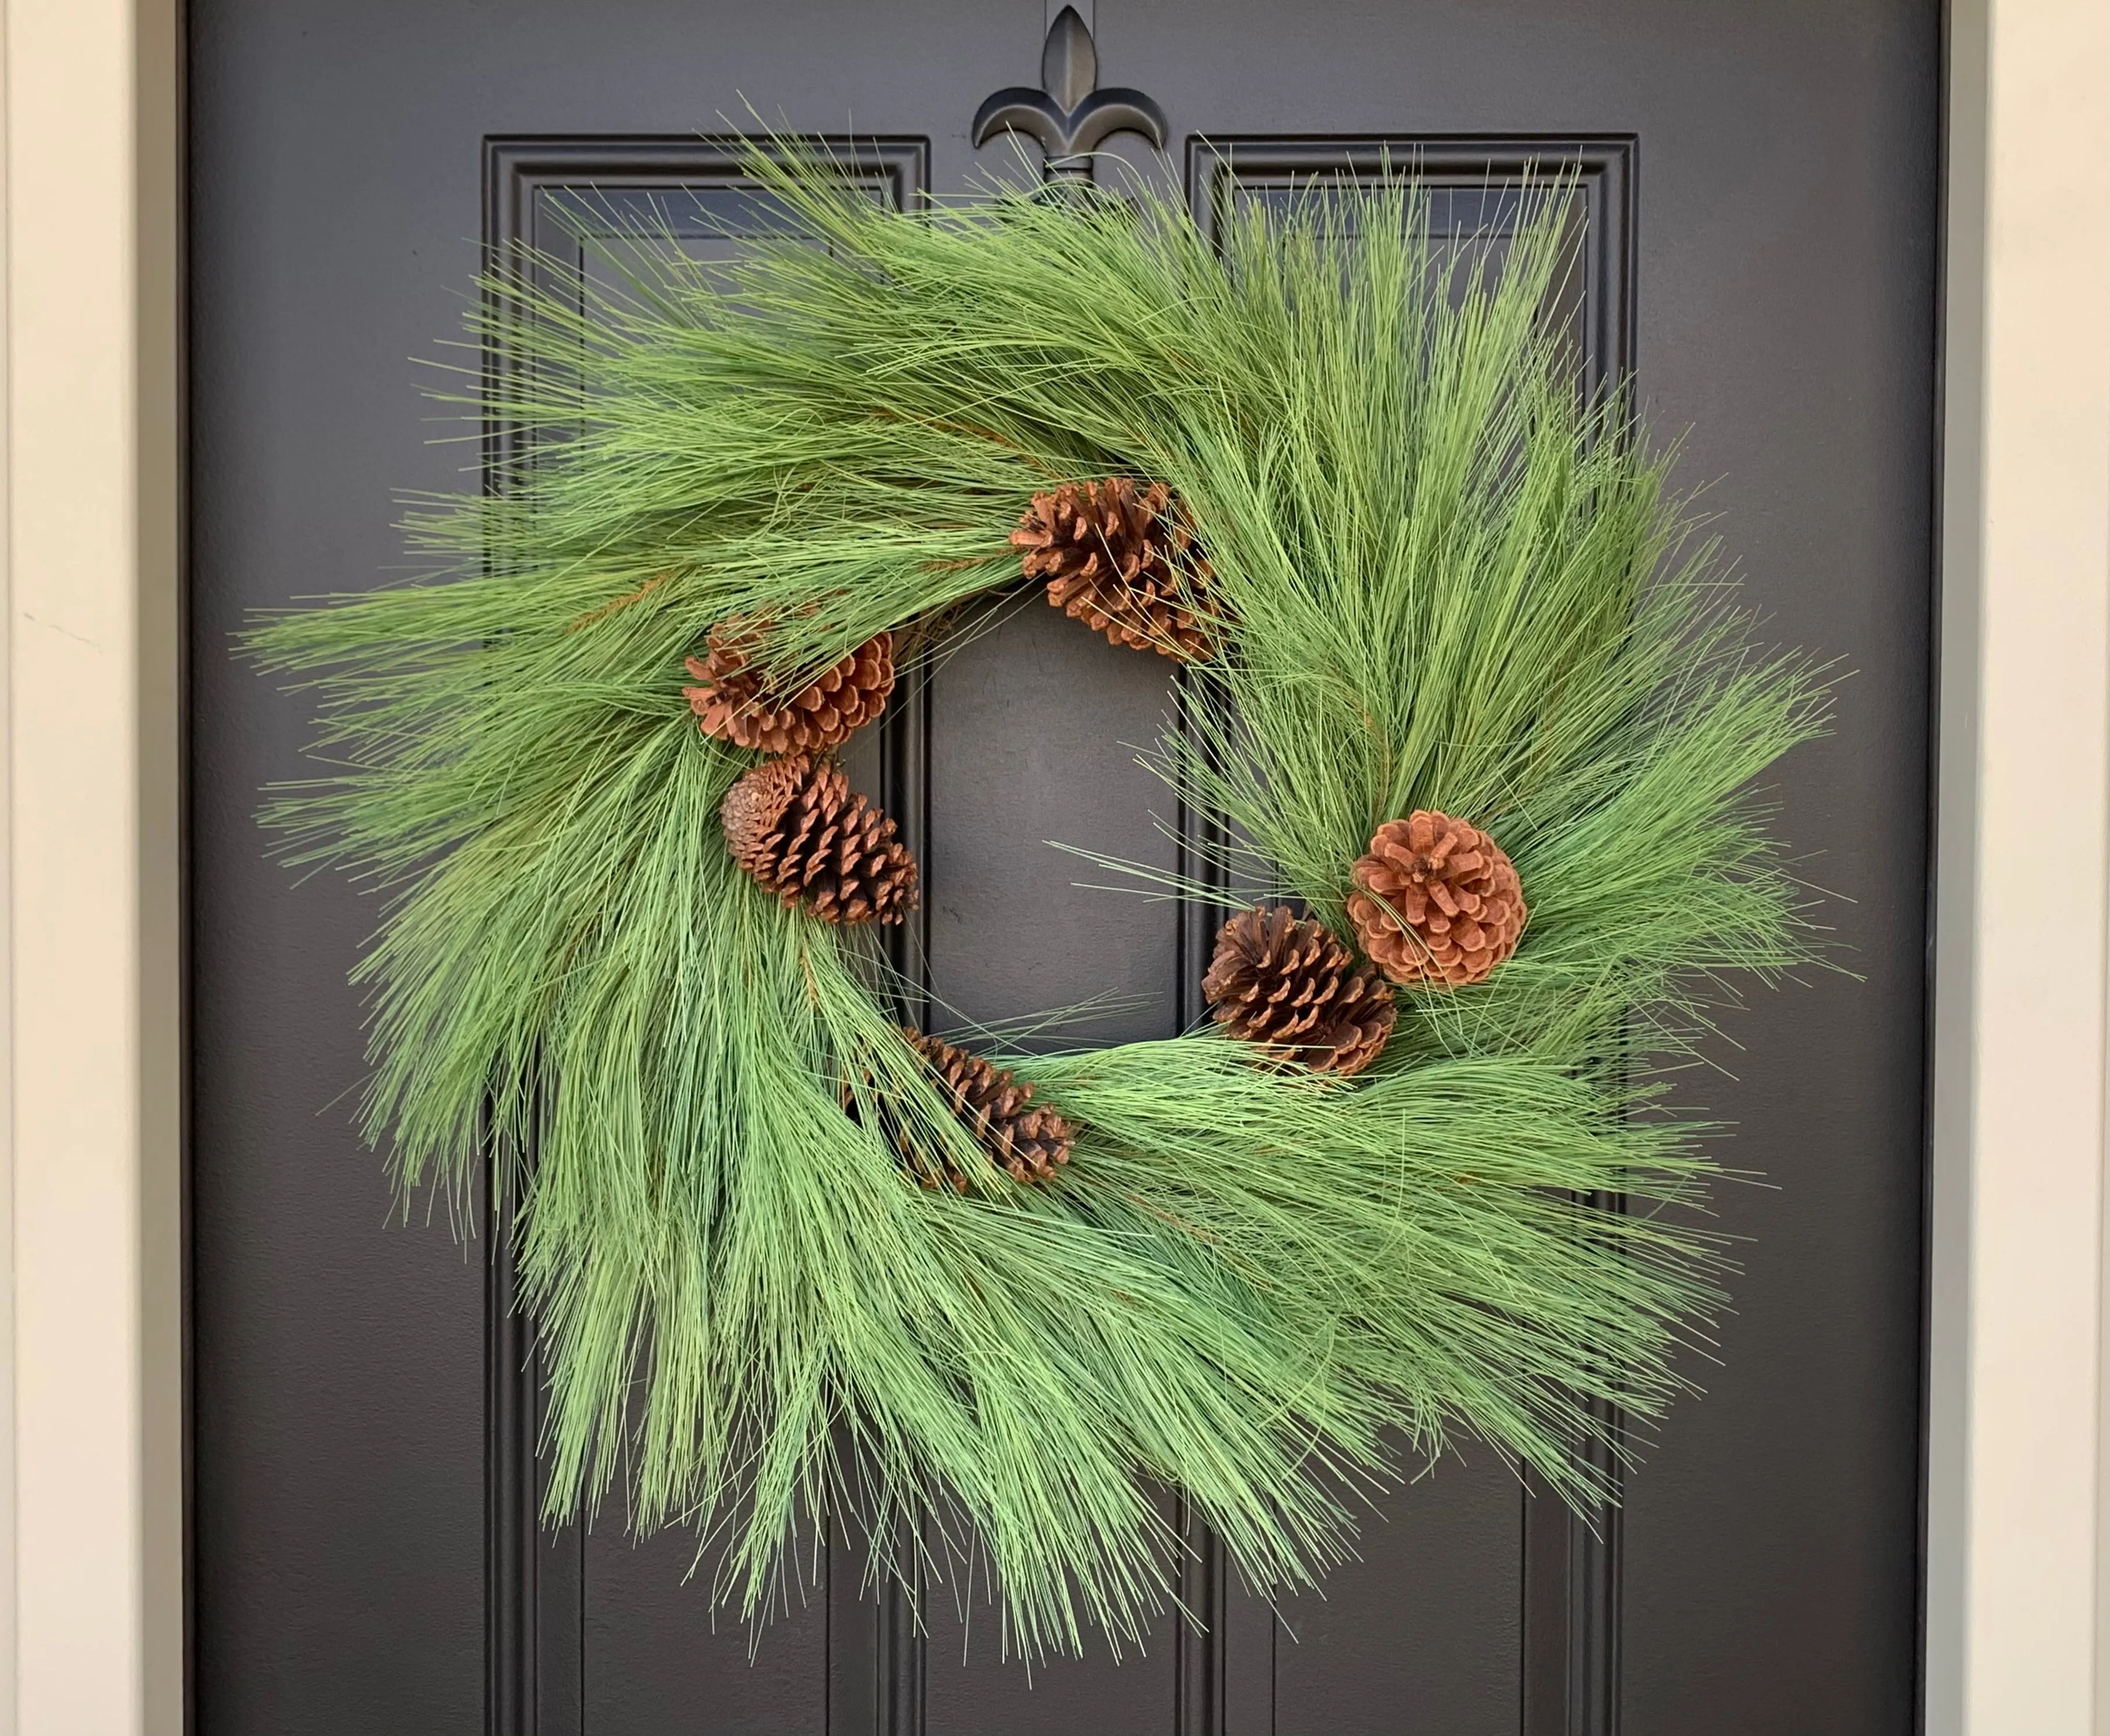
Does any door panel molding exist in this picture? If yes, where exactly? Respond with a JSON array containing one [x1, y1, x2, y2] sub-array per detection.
[[1183, 133, 1637, 1736], [479, 134, 931, 1736], [1185, 136, 1634, 396], [481, 123, 1640, 1736], [485, 135, 930, 247]]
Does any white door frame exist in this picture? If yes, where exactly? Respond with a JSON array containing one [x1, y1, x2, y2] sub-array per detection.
[[3, 1, 182, 1731], [1, 2, 2102, 1731], [1927, 4, 2110, 1732]]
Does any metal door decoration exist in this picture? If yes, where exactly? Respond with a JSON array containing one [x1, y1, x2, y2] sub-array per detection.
[[193, 4, 1936, 1733], [973, 6, 1166, 181]]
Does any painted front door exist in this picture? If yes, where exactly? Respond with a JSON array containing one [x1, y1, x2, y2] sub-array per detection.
[[188, 3, 1937, 1730]]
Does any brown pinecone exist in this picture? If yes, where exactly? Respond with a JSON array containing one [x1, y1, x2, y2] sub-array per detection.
[[721, 755, 919, 925], [1202, 905, 1396, 1076], [902, 1030, 1074, 1186], [1011, 478, 1213, 661], [685, 622, 893, 754], [1346, 810, 1526, 988]]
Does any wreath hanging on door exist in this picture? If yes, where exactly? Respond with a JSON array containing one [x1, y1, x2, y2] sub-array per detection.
[[249, 153, 1824, 1656]]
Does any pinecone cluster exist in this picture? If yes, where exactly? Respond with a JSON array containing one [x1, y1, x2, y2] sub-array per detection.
[[685, 622, 894, 754], [1347, 810, 1526, 988], [1203, 905, 1396, 1077], [1198, 815, 1526, 1072], [721, 755, 919, 926], [695, 610, 920, 924], [899, 1030, 1074, 1188], [1012, 478, 1214, 661]]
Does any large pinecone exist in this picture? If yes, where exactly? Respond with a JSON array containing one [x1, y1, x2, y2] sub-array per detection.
[[1202, 905, 1396, 1076], [899, 1030, 1074, 1187], [1346, 810, 1526, 988], [1011, 478, 1212, 661], [685, 622, 894, 754], [721, 755, 919, 925]]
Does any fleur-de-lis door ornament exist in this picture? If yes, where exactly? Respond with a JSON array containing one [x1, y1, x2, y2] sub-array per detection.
[[972, 5, 1168, 185]]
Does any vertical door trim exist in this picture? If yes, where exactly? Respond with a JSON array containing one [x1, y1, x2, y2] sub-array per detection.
[[2, 0, 185, 1733], [1923, 2, 2110, 1733]]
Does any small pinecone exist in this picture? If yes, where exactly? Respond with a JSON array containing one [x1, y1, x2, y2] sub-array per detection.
[[1011, 478, 1213, 661], [1346, 810, 1526, 988], [903, 1030, 1074, 1186], [721, 755, 919, 925], [1202, 905, 1396, 1077], [685, 622, 893, 754]]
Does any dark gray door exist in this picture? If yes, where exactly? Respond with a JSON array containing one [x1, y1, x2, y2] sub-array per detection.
[[187, 3, 1937, 1732]]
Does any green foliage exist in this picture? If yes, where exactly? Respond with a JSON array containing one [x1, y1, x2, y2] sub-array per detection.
[[246, 151, 1824, 1657]]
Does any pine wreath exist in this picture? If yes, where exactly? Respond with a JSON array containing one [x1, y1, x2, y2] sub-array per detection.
[[247, 156, 1827, 1658]]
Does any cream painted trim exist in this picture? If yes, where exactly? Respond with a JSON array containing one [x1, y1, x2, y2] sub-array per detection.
[[0, 7, 15, 1724], [0, 2, 2102, 1731], [1927, 1, 2110, 1733], [1, 1, 183, 1734]]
